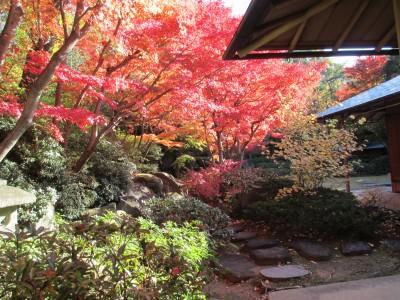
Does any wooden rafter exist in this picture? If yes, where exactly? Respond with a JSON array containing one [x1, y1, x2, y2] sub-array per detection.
[[333, 0, 370, 51], [376, 26, 396, 51], [393, 0, 400, 50], [289, 20, 307, 52], [233, 49, 399, 59], [237, 0, 340, 58]]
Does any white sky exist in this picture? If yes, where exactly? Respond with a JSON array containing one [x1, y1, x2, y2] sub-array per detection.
[[222, 0, 356, 65], [223, 0, 250, 16]]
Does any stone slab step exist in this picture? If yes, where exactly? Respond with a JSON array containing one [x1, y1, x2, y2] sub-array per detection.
[[249, 246, 291, 265], [217, 254, 258, 283], [246, 238, 280, 249], [260, 265, 310, 281], [291, 240, 332, 261], [341, 241, 372, 256]]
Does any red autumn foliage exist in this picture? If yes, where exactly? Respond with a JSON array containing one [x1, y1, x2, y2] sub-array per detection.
[[336, 56, 387, 101], [185, 160, 241, 204]]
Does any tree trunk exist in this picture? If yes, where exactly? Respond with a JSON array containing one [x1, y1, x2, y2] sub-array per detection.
[[73, 120, 119, 172], [216, 131, 224, 163], [0, 0, 23, 67], [0, 29, 88, 162]]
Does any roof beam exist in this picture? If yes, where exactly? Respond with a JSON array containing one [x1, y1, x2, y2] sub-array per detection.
[[237, 0, 340, 58], [234, 49, 399, 59], [333, 0, 370, 51], [393, 0, 400, 50], [376, 26, 396, 51], [289, 21, 307, 52]]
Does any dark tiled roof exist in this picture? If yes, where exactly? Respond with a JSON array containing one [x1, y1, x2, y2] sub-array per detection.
[[318, 75, 400, 118]]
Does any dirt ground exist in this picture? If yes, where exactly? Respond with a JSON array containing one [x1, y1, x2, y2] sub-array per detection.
[[205, 245, 400, 300]]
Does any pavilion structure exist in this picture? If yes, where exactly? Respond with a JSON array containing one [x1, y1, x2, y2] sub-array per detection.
[[224, 0, 400, 60], [224, 0, 400, 193], [318, 76, 400, 193]]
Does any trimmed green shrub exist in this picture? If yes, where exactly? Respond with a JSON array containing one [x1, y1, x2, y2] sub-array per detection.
[[144, 195, 230, 241], [0, 213, 211, 299], [88, 139, 136, 206], [243, 188, 376, 239]]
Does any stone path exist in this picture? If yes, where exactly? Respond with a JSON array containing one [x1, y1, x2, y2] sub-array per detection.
[[269, 274, 400, 300], [260, 265, 310, 281], [341, 241, 372, 256], [217, 254, 258, 283], [215, 224, 400, 289], [291, 240, 332, 261], [246, 238, 280, 249], [250, 247, 291, 265]]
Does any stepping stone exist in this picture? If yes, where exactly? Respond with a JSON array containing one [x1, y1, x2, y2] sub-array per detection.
[[231, 231, 257, 242], [341, 241, 372, 256], [291, 240, 332, 261], [260, 265, 310, 281], [217, 254, 258, 283], [382, 240, 400, 252], [250, 246, 291, 265], [246, 238, 280, 249]]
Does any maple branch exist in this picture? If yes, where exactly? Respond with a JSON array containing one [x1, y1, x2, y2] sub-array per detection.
[[59, 0, 69, 40], [0, 1, 98, 162], [0, 0, 24, 67]]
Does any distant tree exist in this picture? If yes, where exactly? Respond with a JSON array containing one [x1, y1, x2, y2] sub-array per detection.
[[311, 62, 344, 113], [336, 56, 387, 101], [383, 55, 400, 79]]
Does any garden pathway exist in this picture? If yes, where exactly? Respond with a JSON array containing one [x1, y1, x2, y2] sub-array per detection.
[[269, 274, 400, 300], [206, 223, 400, 299]]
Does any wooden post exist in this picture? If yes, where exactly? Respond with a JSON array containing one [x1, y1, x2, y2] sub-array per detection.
[[386, 113, 400, 193]]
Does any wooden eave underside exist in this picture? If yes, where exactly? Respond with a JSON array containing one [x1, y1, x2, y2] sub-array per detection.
[[224, 0, 400, 60]]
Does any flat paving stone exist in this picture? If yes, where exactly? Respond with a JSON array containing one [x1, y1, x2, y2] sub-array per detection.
[[246, 238, 280, 249], [270, 274, 400, 300], [341, 241, 372, 256], [249, 246, 291, 265], [382, 240, 400, 252], [231, 231, 257, 242], [217, 254, 258, 283], [260, 265, 310, 281], [292, 240, 332, 261]]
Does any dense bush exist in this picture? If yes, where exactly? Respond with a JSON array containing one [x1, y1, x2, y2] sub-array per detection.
[[273, 117, 360, 189], [56, 172, 98, 220], [0, 213, 211, 299], [144, 195, 230, 241], [88, 139, 136, 206], [244, 188, 376, 239], [185, 160, 240, 205]]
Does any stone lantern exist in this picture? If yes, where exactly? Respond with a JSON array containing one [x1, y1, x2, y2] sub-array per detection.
[[0, 180, 36, 232]]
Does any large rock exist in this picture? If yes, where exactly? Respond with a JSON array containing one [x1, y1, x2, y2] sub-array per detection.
[[341, 241, 372, 256], [217, 254, 258, 283], [246, 238, 280, 249], [33, 193, 57, 232], [119, 181, 155, 216], [291, 240, 332, 261], [231, 231, 257, 242], [250, 247, 291, 265], [84, 202, 117, 217], [133, 174, 163, 195], [153, 172, 184, 193], [260, 265, 310, 281]]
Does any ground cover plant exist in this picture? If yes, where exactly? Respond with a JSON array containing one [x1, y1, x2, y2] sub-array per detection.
[[0, 212, 211, 299]]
